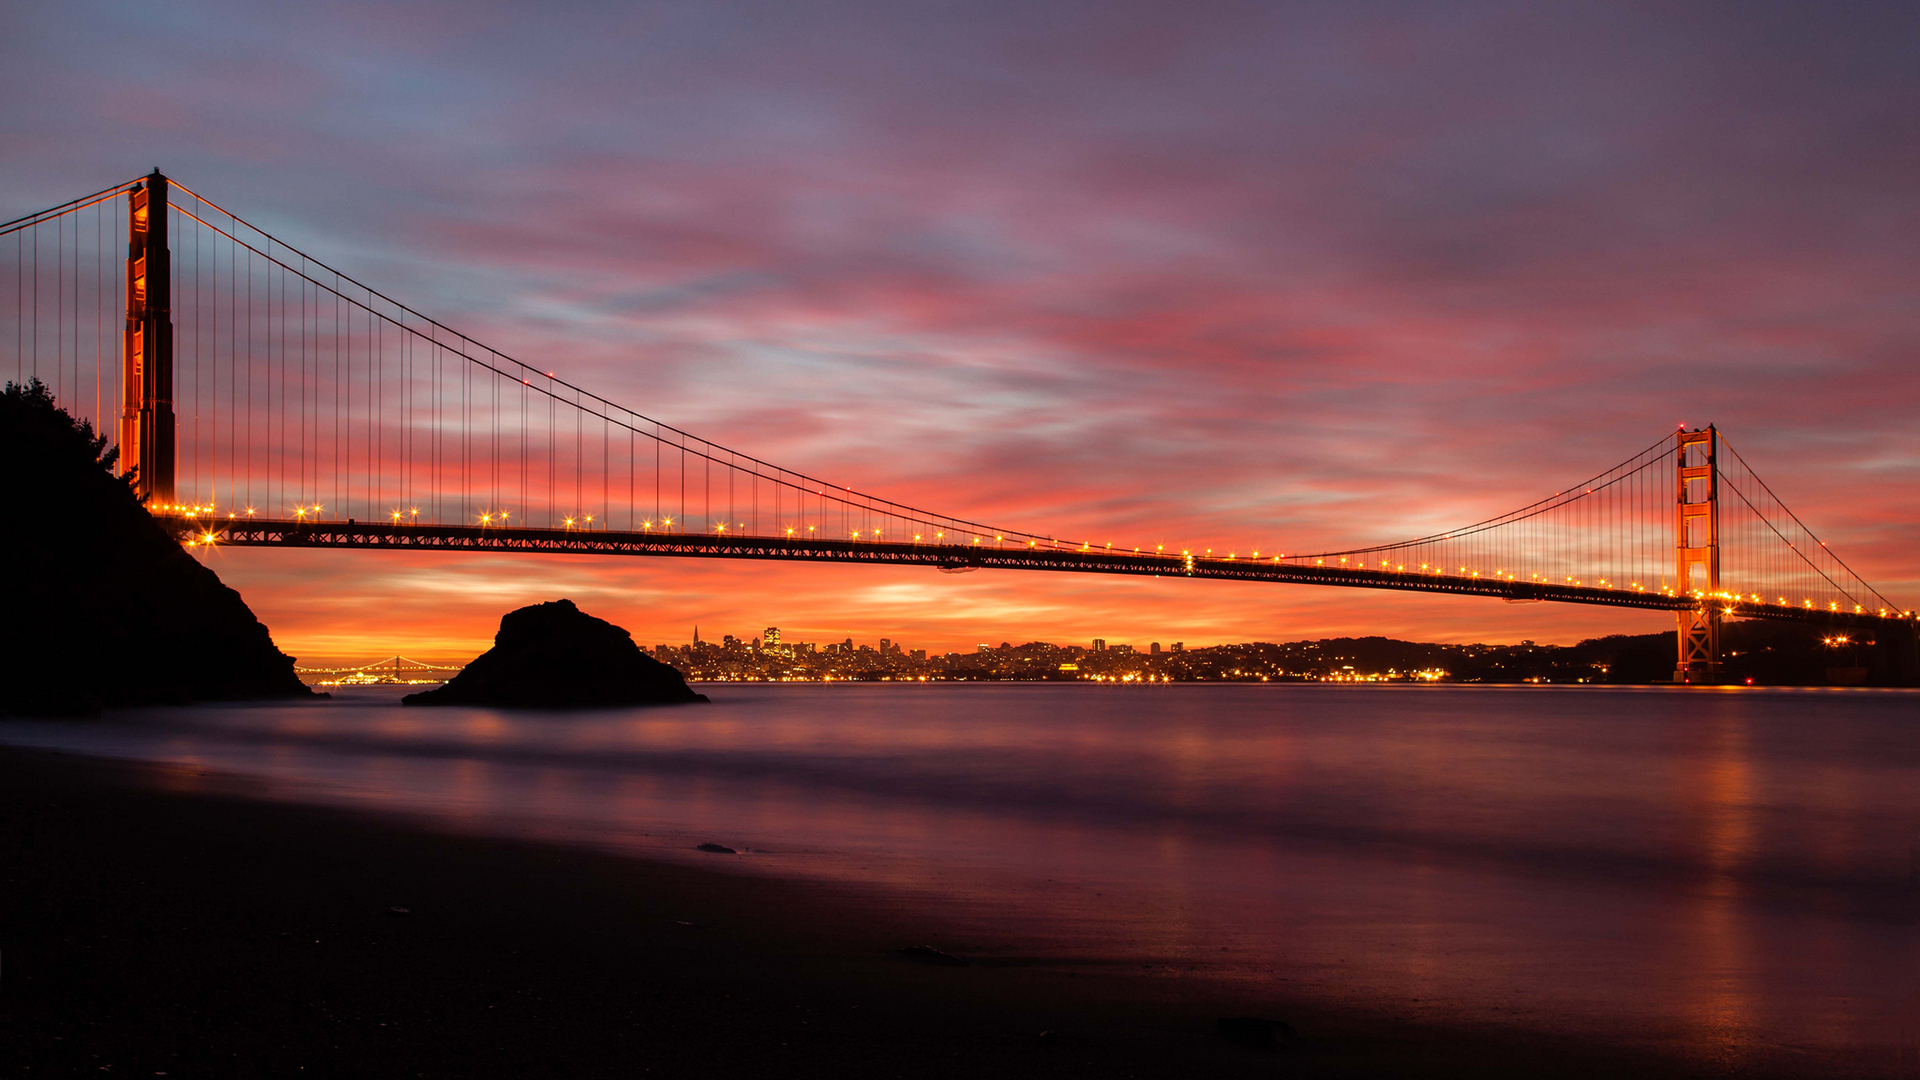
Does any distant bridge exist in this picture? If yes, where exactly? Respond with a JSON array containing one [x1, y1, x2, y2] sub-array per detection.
[[292, 656, 462, 685]]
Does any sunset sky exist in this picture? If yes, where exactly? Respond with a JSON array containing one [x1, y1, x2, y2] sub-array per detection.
[[6, 1, 1919, 662]]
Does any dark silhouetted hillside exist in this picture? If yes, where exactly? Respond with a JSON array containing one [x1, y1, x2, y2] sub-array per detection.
[[0, 380, 316, 716]]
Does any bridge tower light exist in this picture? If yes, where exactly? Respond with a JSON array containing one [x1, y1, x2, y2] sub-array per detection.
[[122, 170, 175, 504], [1674, 425, 1722, 684]]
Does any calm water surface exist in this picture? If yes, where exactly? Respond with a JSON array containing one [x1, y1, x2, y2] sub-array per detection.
[[6, 684, 1917, 1066]]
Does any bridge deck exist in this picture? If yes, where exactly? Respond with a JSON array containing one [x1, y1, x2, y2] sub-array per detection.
[[175, 518, 1904, 630]]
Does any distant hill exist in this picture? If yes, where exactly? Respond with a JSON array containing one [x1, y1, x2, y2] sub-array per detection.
[[0, 380, 316, 716]]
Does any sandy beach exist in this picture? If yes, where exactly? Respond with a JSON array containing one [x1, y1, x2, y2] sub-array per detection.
[[2, 741, 1874, 1079]]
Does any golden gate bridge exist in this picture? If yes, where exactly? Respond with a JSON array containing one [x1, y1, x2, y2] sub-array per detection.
[[4, 171, 1911, 683]]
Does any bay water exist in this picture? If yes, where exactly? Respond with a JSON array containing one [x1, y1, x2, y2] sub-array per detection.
[[5, 683, 1916, 1067]]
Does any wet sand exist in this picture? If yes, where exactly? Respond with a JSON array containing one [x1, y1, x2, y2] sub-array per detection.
[[0, 744, 1869, 1078]]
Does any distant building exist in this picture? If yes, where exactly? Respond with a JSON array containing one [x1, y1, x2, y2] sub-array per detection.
[[1092, 639, 1106, 652], [765, 626, 782, 647], [910, 649, 925, 661], [977, 644, 991, 653], [1150, 642, 1161, 655], [1171, 642, 1184, 653]]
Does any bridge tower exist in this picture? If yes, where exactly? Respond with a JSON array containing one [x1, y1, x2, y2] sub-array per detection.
[[120, 170, 175, 505], [1674, 426, 1721, 683]]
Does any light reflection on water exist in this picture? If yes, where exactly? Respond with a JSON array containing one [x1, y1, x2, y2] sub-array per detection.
[[5, 683, 1917, 1062]]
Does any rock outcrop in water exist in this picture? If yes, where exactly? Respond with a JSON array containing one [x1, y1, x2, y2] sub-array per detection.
[[402, 599, 707, 708], [0, 379, 318, 717]]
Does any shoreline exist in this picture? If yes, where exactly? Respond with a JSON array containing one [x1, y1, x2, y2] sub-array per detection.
[[311, 672, 1920, 687], [0, 741, 1879, 1078]]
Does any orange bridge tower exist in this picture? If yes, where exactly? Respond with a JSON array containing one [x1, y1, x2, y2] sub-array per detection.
[[120, 170, 175, 505], [1674, 426, 1721, 683]]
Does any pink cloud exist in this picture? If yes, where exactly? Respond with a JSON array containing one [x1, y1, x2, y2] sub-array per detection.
[[11, 0, 1920, 656]]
